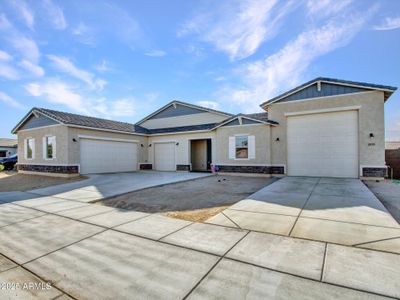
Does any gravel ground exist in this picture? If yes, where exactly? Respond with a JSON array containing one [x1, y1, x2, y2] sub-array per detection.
[[100, 175, 277, 214]]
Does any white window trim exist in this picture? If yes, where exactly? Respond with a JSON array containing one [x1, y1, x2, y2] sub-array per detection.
[[43, 135, 56, 160], [24, 138, 35, 160], [234, 135, 249, 160]]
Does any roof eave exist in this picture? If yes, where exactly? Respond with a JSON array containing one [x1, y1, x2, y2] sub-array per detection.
[[260, 78, 397, 107], [11, 108, 65, 134], [135, 100, 233, 125]]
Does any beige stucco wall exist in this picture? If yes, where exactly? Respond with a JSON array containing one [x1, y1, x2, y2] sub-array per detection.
[[267, 91, 386, 172], [67, 127, 148, 165], [215, 124, 271, 165], [17, 125, 69, 165], [148, 131, 216, 166]]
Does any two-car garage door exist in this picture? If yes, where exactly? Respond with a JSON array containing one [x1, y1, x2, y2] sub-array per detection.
[[287, 110, 358, 178], [80, 138, 137, 174]]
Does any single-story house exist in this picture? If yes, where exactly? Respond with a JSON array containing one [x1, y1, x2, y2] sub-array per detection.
[[0, 138, 17, 157], [12, 77, 397, 179]]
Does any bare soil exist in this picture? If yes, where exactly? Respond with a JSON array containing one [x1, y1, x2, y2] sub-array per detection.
[[0, 171, 86, 192], [100, 175, 277, 221], [162, 205, 230, 222]]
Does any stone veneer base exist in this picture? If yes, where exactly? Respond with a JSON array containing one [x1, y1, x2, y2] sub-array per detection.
[[17, 164, 79, 174], [215, 165, 284, 175], [139, 164, 152, 170], [176, 164, 191, 171], [362, 167, 386, 178]]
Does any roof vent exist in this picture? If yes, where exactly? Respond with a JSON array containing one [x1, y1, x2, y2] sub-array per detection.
[[317, 81, 321, 92]]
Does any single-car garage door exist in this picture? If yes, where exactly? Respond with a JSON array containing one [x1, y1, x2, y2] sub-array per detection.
[[80, 138, 137, 174], [154, 142, 175, 171], [287, 110, 358, 178]]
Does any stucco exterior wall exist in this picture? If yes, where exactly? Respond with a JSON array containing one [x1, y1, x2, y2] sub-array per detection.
[[17, 125, 69, 165], [215, 124, 271, 165], [67, 127, 148, 165], [148, 131, 216, 167], [267, 91, 386, 173]]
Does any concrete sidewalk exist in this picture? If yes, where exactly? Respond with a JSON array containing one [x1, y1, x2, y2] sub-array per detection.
[[0, 192, 399, 299], [207, 177, 400, 253]]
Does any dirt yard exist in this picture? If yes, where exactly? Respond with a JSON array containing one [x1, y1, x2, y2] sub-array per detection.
[[100, 175, 277, 221], [0, 171, 86, 192]]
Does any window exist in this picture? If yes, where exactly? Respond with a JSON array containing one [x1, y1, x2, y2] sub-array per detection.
[[45, 136, 56, 159], [25, 138, 34, 159], [235, 136, 248, 159]]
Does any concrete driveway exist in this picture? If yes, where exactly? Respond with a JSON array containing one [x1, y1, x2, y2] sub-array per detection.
[[208, 177, 400, 252], [0, 171, 212, 204], [0, 175, 399, 299]]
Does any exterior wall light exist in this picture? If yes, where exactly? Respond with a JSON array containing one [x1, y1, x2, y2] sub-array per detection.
[[149, 144, 152, 147], [369, 133, 374, 138], [275, 137, 280, 141], [72, 138, 77, 142], [176, 142, 179, 146]]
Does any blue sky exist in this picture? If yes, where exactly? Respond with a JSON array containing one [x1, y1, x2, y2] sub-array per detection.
[[0, 0, 399, 140]]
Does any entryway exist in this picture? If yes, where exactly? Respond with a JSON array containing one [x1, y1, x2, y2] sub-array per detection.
[[190, 139, 212, 172]]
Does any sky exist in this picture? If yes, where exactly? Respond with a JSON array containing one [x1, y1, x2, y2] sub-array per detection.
[[0, 0, 399, 140]]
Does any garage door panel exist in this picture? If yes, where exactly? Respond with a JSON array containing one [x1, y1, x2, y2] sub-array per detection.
[[287, 111, 358, 178], [154, 143, 175, 171], [80, 139, 137, 174]]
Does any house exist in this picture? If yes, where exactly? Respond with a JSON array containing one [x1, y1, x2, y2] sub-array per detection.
[[386, 141, 400, 150], [11, 77, 397, 179], [0, 138, 17, 158]]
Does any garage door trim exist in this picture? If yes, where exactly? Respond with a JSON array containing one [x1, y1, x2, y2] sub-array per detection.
[[79, 137, 138, 174], [153, 141, 176, 171], [286, 109, 359, 178], [78, 134, 139, 143], [284, 105, 361, 117]]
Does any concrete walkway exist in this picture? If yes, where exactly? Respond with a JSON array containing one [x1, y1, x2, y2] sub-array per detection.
[[0, 176, 399, 299], [208, 177, 400, 253]]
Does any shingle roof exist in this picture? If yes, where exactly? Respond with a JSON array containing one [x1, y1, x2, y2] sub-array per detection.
[[13, 105, 278, 135], [243, 113, 271, 123], [135, 100, 234, 125], [36, 108, 140, 134], [260, 77, 397, 107], [0, 138, 17, 147]]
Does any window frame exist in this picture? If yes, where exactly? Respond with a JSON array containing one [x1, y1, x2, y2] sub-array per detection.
[[43, 135, 56, 160], [235, 135, 249, 160], [25, 138, 35, 160]]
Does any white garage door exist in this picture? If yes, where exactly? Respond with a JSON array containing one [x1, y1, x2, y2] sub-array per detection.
[[287, 110, 358, 178], [80, 138, 137, 174], [154, 142, 175, 171]]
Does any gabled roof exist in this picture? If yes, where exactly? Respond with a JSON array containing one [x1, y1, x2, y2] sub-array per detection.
[[260, 77, 397, 107], [12, 108, 145, 135], [0, 138, 17, 147], [213, 112, 278, 129], [135, 100, 233, 125], [12, 105, 278, 136]]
